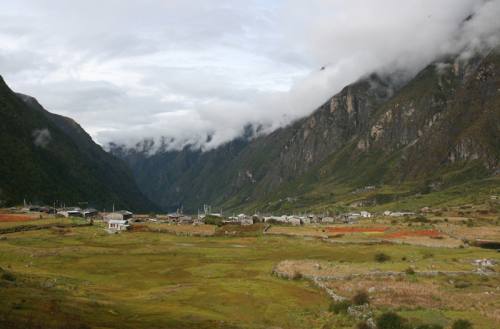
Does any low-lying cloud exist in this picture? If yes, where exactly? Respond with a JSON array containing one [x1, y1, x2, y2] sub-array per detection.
[[32, 128, 52, 148], [1, 0, 499, 152]]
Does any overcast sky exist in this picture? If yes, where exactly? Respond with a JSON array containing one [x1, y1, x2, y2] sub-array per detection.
[[1, 0, 499, 151]]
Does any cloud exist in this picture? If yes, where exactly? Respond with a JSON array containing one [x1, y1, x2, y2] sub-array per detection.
[[32, 128, 52, 148], [1, 0, 499, 152]]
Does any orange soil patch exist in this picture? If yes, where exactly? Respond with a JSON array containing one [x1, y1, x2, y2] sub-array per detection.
[[0, 214, 36, 222], [383, 229, 441, 239], [325, 227, 388, 233]]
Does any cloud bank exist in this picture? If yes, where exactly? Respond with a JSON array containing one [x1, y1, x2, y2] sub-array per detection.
[[32, 128, 52, 148], [1, 0, 499, 152]]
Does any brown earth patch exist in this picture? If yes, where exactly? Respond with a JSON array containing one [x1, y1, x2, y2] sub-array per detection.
[[0, 214, 37, 222]]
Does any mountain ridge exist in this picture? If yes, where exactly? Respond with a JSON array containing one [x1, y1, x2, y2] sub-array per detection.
[[0, 76, 157, 211], [112, 49, 499, 213]]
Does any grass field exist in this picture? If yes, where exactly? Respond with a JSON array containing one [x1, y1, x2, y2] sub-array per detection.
[[0, 221, 499, 329]]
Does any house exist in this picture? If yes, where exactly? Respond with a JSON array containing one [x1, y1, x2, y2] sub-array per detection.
[[308, 214, 320, 224], [82, 208, 98, 218], [347, 212, 361, 219], [22, 205, 41, 212], [264, 216, 287, 224], [321, 217, 336, 224], [179, 216, 194, 224], [57, 208, 83, 218], [104, 210, 133, 222], [389, 211, 415, 217], [210, 213, 223, 218], [287, 217, 301, 226], [234, 214, 253, 225], [252, 214, 263, 223], [360, 211, 372, 218], [107, 219, 130, 232], [167, 213, 181, 222], [240, 218, 254, 226]]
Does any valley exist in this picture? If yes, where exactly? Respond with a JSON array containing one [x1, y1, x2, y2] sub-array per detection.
[[0, 204, 498, 329]]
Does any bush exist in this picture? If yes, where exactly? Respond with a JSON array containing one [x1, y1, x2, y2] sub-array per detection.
[[357, 321, 371, 329], [454, 281, 471, 289], [376, 312, 409, 329], [451, 319, 473, 329], [422, 252, 434, 259], [405, 267, 415, 275], [204, 215, 224, 226], [352, 290, 369, 305], [413, 215, 429, 223], [375, 252, 391, 262], [415, 325, 443, 329], [0, 268, 15, 282], [329, 300, 351, 314]]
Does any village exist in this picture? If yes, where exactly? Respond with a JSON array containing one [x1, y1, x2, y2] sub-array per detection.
[[5, 201, 422, 233]]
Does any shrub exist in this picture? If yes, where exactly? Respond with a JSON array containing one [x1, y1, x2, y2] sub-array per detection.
[[204, 215, 224, 226], [375, 252, 391, 262], [413, 215, 429, 223], [415, 325, 443, 329], [454, 281, 471, 289], [329, 300, 351, 314], [0, 268, 15, 282], [376, 312, 409, 329], [451, 319, 473, 329], [422, 252, 434, 259], [405, 267, 415, 275], [357, 321, 371, 329], [352, 290, 369, 305]]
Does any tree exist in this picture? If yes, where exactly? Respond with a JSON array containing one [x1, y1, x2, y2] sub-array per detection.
[[376, 312, 409, 329], [352, 290, 369, 305]]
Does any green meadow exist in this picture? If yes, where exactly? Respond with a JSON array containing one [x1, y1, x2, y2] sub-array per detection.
[[0, 224, 498, 329]]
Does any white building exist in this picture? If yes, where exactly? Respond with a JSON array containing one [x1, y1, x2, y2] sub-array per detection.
[[240, 218, 254, 226], [57, 208, 82, 218], [321, 217, 335, 224], [360, 211, 372, 218], [287, 217, 301, 226], [104, 210, 133, 222], [389, 212, 415, 217], [107, 219, 130, 232]]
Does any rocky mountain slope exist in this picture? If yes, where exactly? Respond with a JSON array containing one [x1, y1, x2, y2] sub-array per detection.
[[0, 76, 157, 211], [112, 50, 500, 213]]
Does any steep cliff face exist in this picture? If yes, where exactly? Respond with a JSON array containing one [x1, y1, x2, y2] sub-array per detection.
[[113, 50, 500, 212], [0, 76, 157, 211], [354, 51, 499, 179]]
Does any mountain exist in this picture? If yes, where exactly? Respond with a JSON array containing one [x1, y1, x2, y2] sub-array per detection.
[[112, 50, 500, 213], [0, 76, 157, 211]]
